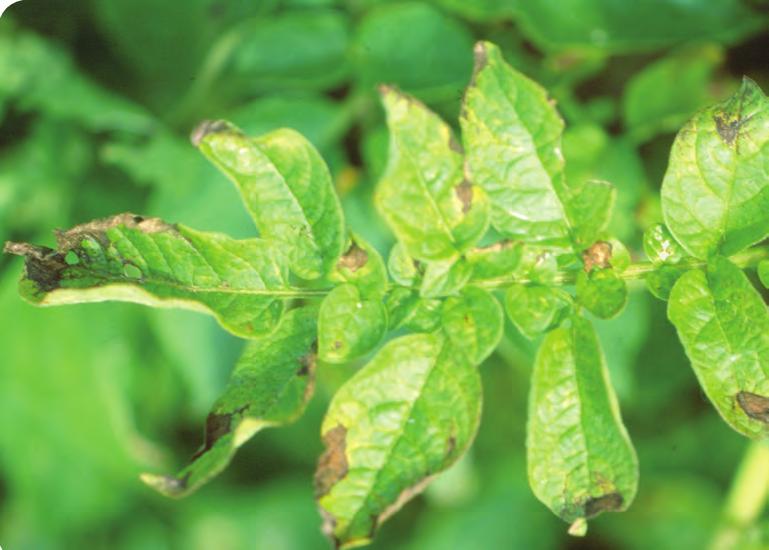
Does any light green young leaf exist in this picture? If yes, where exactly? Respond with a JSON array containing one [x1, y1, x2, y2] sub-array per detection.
[[376, 87, 489, 262], [420, 257, 473, 298], [668, 256, 769, 438], [505, 284, 571, 339], [141, 306, 319, 498], [194, 120, 345, 279], [576, 268, 628, 320], [387, 242, 421, 287], [643, 223, 685, 265], [441, 286, 503, 364], [461, 41, 570, 245], [528, 315, 638, 532], [315, 333, 481, 548], [4, 214, 292, 339], [661, 78, 769, 259], [330, 234, 387, 299], [318, 284, 387, 364]]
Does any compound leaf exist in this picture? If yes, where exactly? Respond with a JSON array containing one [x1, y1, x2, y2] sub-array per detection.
[[194, 120, 345, 279], [661, 78, 769, 259], [527, 315, 638, 533], [376, 86, 489, 262], [668, 256, 769, 438], [315, 333, 481, 548], [141, 306, 319, 497], [318, 284, 387, 364], [5, 214, 291, 338]]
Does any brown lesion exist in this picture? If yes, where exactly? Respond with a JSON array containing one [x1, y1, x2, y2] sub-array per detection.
[[337, 241, 368, 273], [190, 119, 232, 146], [455, 180, 473, 214], [736, 391, 769, 423], [582, 241, 613, 272], [314, 424, 349, 498], [584, 492, 623, 518]]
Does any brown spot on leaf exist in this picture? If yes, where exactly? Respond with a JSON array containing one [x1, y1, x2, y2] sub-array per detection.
[[582, 241, 613, 272], [713, 113, 748, 147], [584, 493, 623, 518], [314, 425, 348, 498], [56, 213, 176, 250], [737, 391, 769, 423], [191, 412, 234, 460], [190, 119, 231, 146], [455, 180, 473, 214], [297, 344, 317, 376], [337, 242, 368, 272], [470, 42, 488, 87], [4, 242, 66, 291]]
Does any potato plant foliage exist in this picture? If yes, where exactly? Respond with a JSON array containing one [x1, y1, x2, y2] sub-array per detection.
[[6, 40, 769, 547]]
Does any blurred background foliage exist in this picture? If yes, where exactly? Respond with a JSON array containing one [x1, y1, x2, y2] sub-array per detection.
[[1, 1, 769, 548]]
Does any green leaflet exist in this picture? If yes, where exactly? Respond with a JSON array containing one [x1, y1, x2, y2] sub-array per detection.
[[661, 78, 769, 259], [329, 233, 388, 299], [194, 120, 345, 279], [4, 214, 291, 338], [315, 333, 481, 548], [318, 284, 387, 364], [576, 268, 628, 320], [375, 86, 489, 262], [643, 223, 685, 265], [387, 242, 421, 287], [505, 284, 571, 339], [668, 256, 769, 438], [461, 41, 570, 245], [141, 306, 319, 497], [527, 315, 638, 534], [441, 286, 503, 364], [420, 257, 473, 298]]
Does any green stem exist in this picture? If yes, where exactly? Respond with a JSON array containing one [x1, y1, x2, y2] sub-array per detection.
[[709, 440, 769, 550], [474, 245, 769, 290]]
